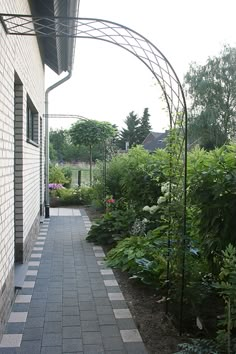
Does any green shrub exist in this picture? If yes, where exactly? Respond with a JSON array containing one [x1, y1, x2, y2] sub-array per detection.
[[106, 235, 167, 288], [174, 339, 219, 354], [93, 146, 165, 209], [61, 166, 72, 188], [49, 165, 69, 185], [86, 208, 136, 245], [57, 186, 93, 205], [188, 145, 236, 260]]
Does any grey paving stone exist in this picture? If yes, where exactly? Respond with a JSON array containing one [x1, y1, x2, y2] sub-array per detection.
[[103, 337, 125, 351], [22, 327, 43, 341], [63, 298, 78, 306], [124, 342, 147, 353], [96, 306, 114, 315], [40, 346, 62, 354], [116, 318, 137, 330], [11, 304, 30, 312], [104, 351, 126, 354], [18, 289, 34, 295], [6, 213, 143, 354], [78, 302, 95, 311], [83, 344, 104, 354], [62, 307, 79, 316], [62, 338, 83, 352], [98, 315, 116, 325], [43, 321, 62, 334], [110, 301, 128, 309], [44, 312, 62, 322], [42, 333, 62, 346], [62, 291, 77, 298], [80, 311, 97, 321], [62, 316, 80, 326], [46, 303, 62, 312], [28, 307, 46, 318], [62, 326, 81, 339], [77, 294, 93, 302], [0, 349, 19, 353], [32, 292, 47, 300], [92, 291, 108, 298], [82, 332, 102, 345], [81, 321, 100, 332], [30, 299, 47, 308], [94, 298, 110, 307], [24, 317, 44, 328], [5, 323, 25, 334], [19, 340, 41, 354], [100, 325, 121, 338]]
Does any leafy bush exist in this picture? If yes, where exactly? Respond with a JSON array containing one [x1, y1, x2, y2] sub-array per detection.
[[86, 208, 136, 245], [49, 165, 69, 185], [175, 339, 219, 354], [57, 186, 93, 205], [106, 235, 167, 288], [93, 146, 165, 209], [61, 166, 72, 188], [214, 244, 236, 352], [188, 145, 236, 260]]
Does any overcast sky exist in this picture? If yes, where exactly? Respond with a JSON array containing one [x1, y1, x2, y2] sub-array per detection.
[[46, 0, 236, 132]]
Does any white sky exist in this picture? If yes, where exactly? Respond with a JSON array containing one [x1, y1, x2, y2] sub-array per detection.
[[46, 0, 236, 132]]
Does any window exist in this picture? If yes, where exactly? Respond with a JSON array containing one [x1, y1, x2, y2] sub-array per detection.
[[27, 97, 38, 145]]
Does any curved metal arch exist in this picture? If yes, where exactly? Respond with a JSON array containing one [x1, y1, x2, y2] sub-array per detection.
[[0, 14, 187, 125], [0, 13, 188, 334]]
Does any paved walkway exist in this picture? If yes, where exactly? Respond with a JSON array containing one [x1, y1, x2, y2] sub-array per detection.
[[0, 208, 147, 354]]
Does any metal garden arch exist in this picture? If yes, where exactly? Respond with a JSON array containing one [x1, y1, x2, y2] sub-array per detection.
[[0, 13, 188, 334]]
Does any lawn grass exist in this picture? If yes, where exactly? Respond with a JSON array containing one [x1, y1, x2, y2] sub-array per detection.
[[70, 163, 91, 186]]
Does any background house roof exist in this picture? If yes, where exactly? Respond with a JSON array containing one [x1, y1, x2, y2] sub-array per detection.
[[30, 0, 80, 74], [143, 131, 169, 151]]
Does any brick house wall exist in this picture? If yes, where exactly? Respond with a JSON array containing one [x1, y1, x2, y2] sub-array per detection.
[[0, 0, 45, 337]]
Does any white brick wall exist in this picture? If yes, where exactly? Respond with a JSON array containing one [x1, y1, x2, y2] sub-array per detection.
[[0, 0, 45, 288]]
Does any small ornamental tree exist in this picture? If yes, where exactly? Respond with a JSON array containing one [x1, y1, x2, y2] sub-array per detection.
[[70, 119, 116, 185]]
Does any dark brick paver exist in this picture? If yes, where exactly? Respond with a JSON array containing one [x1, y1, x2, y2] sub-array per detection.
[[0, 210, 147, 354]]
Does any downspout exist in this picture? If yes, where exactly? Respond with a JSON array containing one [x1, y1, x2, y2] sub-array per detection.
[[45, 70, 72, 218]]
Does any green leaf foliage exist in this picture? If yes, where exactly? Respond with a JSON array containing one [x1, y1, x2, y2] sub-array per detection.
[[185, 45, 236, 149], [175, 339, 219, 354], [86, 208, 136, 245], [188, 145, 236, 260], [106, 235, 167, 287]]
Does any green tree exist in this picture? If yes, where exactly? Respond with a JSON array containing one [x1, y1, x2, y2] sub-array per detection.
[[70, 119, 116, 185], [137, 107, 152, 143], [49, 129, 67, 161], [49, 143, 57, 162], [119, 111, 140, 149], [185, 45, 236, 149]]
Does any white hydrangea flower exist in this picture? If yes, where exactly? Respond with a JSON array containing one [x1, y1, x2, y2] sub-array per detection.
[[149, 205, 159, 214], [157, 196, 166, 204], [143, 205, 150, 212]]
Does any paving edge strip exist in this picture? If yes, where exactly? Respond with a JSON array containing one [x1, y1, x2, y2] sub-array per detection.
[[0, 220, 49, 349], [90, 234, 147, 351]]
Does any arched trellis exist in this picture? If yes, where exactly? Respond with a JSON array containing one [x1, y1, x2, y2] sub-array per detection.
[[0, 13, 188, 334]]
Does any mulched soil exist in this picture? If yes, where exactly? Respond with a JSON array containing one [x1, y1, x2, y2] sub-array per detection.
[[84, 206, 183, 354]]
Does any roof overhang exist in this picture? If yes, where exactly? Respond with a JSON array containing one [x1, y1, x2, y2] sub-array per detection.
[[30, 0, 80, 74]]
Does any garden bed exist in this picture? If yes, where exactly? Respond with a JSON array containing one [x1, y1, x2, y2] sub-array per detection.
[[85, 206, 182, 353]]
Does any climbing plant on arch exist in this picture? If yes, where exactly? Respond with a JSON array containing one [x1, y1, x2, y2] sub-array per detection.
[[0, 13, 188, 333]]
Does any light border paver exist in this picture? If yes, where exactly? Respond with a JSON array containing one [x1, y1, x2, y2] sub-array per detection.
[[108, 293, 125, 301], [113, 309, 132, 319], [0, 334, 22, 347], [15, 295, 32, 303], [8, 312, 28, 323], [104, 279, 119, 287], [120, 329, 143, 342]]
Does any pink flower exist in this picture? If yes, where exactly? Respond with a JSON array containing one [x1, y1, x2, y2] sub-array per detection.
[[106, 198, 115, 204]]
